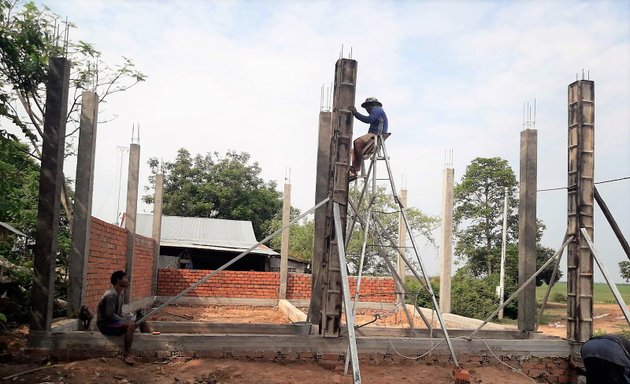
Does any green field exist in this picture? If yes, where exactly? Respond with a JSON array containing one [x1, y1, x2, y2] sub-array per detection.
[[536, 282, 630, 304]]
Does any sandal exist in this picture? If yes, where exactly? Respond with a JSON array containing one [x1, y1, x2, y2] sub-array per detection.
[[123, 355, 136, 365]]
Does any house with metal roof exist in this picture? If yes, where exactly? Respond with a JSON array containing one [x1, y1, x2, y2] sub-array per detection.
[[135, 214, 307, 273]]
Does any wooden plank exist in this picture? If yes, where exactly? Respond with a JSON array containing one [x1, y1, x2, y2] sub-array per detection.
[[278, 299, 307, 323]]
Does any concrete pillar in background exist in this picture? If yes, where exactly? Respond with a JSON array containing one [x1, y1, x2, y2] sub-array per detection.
[[151, 173, 164, 296], [518, 129, 538, 332], [30, 58, 70, 332], [68, 91, 99, 317], [396, 189, 408, 305], [279, 182, 291, 299], [124, 142, 140, 303], [439, 167, 454, 313]]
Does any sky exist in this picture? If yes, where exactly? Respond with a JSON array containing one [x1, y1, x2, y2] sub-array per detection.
[[30, 0, 630, 282]]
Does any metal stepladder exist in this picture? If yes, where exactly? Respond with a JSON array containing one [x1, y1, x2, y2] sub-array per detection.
[[342, 133, 461, 372]]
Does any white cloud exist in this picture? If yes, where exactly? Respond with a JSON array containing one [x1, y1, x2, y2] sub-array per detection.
[[28, 0, 630, 281]]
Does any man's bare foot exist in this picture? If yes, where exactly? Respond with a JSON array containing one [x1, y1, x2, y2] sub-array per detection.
[[123, 355, 136, 365]]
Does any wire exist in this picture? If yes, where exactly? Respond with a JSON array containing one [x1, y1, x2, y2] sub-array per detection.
[[538, 176, 629, 192], [374, 302, 538, 383], [473, 336, 537, 383]]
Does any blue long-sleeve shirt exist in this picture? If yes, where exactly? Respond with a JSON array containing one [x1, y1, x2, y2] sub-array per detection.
[[352, 106, 388, 134]]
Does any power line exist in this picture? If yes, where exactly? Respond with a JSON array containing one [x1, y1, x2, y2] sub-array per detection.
[[537, 176, 630, 192]]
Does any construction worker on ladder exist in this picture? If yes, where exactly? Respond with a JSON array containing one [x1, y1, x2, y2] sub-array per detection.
[[348, 97, 388, 181]]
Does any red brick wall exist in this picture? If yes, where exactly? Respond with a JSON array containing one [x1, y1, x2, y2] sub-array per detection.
[[84, 217, 156, 313], [157, 270, 396, 302], [131, 235, 155, 300]]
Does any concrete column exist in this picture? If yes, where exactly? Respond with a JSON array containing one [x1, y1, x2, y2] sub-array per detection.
[[397, 189, 408, 305], [518, 129, 538, 331], [279, 182, 291, 299], [439, 167, 454, 313], [321, 58, 357, 337], [30, 58, 70, 332], [124, 143, 140, 303], [308, 110, 332, 327], [567, 80, 595, 345], [151, 173, 164, 295], [68, 91, 99, 317]]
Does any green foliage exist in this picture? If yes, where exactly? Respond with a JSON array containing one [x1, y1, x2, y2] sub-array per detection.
[[450, 268, 517, 319], [551, 292, 567, 303], [405, 275, 440, 308], [345, 183, 439, 276], [454, 157, 518, 276], [144, 149, 282, 239], [0, 137, 38, 231], [268, 208, 314, 262], [451, 157, 560, 319], [0, 312, 6, 323], [536, 282, 630, 305], [0, 0, 146, 148], [620, 261, 630, 282]]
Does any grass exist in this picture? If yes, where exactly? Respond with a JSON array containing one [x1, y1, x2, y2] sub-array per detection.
[[536, 282, 630, 304]]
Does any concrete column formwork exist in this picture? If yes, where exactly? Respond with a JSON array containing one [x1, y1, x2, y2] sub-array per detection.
[[309, 110, 332, 327], [30, 58, 71, 332], [439, 168, 454, 313], [321, 58, 357, 337], [518, 129, 538, 331], [68, 91, 99, 317], [125, 143, 141, 303], [567, 80, 595, 346]]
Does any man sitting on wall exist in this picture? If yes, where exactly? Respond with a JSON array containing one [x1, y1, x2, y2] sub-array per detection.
[[97, 270, 150, 365]]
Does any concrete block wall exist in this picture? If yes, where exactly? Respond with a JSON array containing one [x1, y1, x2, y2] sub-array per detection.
[[157, 269, 396, 302], [84, 217, 156, 312]]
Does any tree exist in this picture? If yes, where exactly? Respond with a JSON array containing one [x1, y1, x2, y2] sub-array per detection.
[[452, 157, 561, 320], [454, 157, 519, 276], [0, 136, 71, 322], [0, 0, 145, 225], [345, 183, 440, 275], [144, 149, 282, 239], [620, 261, 630, 282]]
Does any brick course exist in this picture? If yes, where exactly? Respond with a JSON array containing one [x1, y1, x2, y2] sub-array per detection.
[[157, 269, 396, 302], [84, 217, 156, 313]]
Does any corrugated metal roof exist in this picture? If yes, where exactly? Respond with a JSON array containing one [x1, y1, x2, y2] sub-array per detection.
[[136, 214, 278, 256]]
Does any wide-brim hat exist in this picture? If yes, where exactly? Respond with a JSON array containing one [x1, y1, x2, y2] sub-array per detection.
[[361, 97, 382, 108]]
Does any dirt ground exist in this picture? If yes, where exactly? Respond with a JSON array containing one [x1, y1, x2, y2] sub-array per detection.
[[537, 303, 630, 338], [0, 357, 537, 384], [3, 302, 628, 383]]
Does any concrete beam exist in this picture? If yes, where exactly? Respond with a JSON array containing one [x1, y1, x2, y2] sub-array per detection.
[[68, 91, 99, 317], [43, 331, 571, 358], [278, 299, 307, 323], [30, 58, 71, 332]]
